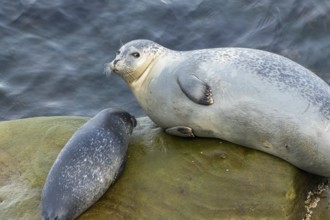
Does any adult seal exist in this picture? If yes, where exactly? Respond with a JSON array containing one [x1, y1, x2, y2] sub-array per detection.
[[41, 108, 136, 220], [108, 39, 330, 177]]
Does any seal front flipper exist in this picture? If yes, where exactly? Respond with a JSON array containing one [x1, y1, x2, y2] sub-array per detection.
[[165, 126, 195, 138], [177, 74, 214, 105]]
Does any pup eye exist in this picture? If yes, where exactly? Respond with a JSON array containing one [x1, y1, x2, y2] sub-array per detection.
[[116, 50, 120, 55], [131, 52, 140, 58]]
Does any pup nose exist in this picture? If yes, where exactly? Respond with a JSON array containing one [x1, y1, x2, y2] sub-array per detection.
[[113, 59, 119, 65]]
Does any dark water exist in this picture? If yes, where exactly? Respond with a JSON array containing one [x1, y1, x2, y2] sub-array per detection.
[[1, 0, 330, 120]]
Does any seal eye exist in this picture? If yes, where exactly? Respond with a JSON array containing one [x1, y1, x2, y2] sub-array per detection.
[[116, 50, 120, 55], [131, 52, 140, 58]]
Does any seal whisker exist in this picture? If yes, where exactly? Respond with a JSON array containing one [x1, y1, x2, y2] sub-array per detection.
[[104, 63, 112, 78]]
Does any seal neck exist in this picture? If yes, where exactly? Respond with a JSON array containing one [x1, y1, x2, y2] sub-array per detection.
[[132, 58, 156, 87], [131, 49, 170, 89]]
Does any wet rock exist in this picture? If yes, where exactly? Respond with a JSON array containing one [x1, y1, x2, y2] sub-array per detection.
[[0, 116, 326, 219]]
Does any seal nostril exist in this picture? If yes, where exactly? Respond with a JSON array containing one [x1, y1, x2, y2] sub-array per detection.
[[114, 59, 119, 65]]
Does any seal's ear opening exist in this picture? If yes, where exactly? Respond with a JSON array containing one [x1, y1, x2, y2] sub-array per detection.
[[131, 116, 137, 127]]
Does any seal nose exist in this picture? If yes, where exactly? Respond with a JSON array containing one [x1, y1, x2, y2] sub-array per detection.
[[113, 59, 119, 65], [131, 116, 137, 127], [110, 59, 120, 71]]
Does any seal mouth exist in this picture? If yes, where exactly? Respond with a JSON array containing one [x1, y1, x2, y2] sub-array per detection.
[[104, 62, 116, 77], [110, 62, 117, 72]]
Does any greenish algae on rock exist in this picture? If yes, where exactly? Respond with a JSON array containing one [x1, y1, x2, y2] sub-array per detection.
[[0, 116, 88, 220], [0, 116, 326, 220]]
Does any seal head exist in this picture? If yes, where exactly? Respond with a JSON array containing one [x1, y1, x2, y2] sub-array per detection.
[[109, 40, 165, 84]]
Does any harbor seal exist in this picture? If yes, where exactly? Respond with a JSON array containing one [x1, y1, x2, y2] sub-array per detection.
[[109, 39, 330, 177], [41, 108, 136, 220]]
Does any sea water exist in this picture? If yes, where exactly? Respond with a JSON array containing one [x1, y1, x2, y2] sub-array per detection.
[[0, 0, 329, 120]]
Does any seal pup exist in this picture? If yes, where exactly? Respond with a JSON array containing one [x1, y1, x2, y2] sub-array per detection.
[[109, 39, 330, 177], [41, 108, 136, 220]]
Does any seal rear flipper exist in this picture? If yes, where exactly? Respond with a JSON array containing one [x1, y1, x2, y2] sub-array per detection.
[[165, 126, 195, 138], [177, 74, 214, 105]]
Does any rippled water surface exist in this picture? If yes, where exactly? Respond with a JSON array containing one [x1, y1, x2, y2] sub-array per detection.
[[1, 0, 330, 120]]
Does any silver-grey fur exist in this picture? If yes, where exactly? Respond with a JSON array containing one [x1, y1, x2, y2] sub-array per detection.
[[109, 39, 330, 177]]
